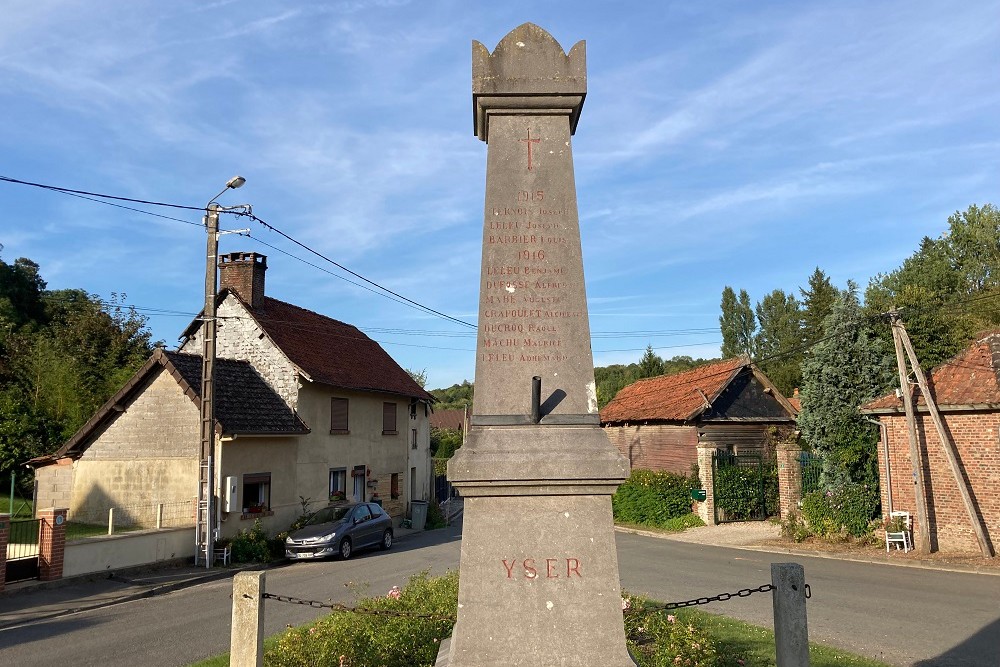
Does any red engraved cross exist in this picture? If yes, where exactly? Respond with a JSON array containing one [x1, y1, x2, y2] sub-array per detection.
[[519, 128, 541, 171]]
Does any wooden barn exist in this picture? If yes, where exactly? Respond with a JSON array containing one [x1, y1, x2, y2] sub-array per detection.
[[600, 356, 798, 474]]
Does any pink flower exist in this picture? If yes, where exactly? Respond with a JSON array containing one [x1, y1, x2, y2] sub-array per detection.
[[738, 660, 746, 666], [621, 597, 631, 611], [666, 614, 676, 624], [387, 586, 402, 600]]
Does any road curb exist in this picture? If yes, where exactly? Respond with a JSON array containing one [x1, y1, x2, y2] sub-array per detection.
[[614, 525, 1000, 577]]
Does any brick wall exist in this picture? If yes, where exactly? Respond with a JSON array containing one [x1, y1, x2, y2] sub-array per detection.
[[603, 424, 699, 475], [877, 411, 1000, 553], [0, 514, 8, 592], [37, 508, 67, 581], [776, 442, 803, 521]]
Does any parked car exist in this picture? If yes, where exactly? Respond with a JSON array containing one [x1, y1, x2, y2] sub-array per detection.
[[285, 502, 393, 560]]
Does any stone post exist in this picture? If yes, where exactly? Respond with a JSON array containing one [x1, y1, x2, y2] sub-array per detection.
[[231, 571, 266, 667], [771, 563, 810, 666], [37, 507, 67, 581], [0, 513, 9, 593], [776, 442, 804, 522], [696, 444, 716, 526], [445, 24, 632, 666]]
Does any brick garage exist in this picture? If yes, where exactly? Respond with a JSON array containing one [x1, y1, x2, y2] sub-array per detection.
[[863, 330, 1000, 554]]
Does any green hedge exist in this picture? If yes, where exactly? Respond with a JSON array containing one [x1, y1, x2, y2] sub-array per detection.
[[800, 483, 879, 537], [612, 469, 699, 528]]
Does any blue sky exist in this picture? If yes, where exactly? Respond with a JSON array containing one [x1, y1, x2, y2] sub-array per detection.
[[2, 1, 998, 389]]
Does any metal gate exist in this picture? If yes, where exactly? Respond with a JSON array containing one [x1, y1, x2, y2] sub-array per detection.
[[799, 451, 823, 495], [6, 518, 41, 583], [713, 451, 771, 523]]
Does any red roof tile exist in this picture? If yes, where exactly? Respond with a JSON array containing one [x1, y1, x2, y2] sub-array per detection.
[[430, 408, 467, 431], [862, 330, 1000, 412], [600, 357, 746, 423], [252, 296, 434, 401], [787, 388, 801, 413]]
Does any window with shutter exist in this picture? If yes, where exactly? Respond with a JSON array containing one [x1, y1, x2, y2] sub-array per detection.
[[382, 402, 397, 435], [330, 397, 349, 433]]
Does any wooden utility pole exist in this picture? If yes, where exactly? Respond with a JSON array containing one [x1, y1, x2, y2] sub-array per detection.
[[897, 322, 994, 557], [889, 314, 931, 554]]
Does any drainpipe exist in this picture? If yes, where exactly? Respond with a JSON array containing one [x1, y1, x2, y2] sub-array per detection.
[[864, 416, 892, 514]]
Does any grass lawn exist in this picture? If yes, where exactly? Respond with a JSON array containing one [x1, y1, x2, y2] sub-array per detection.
[[0, 495, 34, 518], [682, 608, 889, 666], [189, 605, 889, 667]]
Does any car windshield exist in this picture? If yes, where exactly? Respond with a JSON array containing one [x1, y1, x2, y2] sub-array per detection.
[[304, 506, 352, 526]]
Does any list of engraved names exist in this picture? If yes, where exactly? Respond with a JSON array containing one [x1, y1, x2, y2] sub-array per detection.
[[481, 188, 581, 366]]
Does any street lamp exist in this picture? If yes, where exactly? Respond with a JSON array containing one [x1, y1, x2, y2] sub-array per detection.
[[197, 176, 246, 568]]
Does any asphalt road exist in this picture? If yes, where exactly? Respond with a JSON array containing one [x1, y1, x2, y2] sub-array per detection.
[[1, 526, 997, 666]]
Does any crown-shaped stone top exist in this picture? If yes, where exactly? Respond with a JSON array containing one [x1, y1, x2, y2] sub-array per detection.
[[473, 23, 586, 97]]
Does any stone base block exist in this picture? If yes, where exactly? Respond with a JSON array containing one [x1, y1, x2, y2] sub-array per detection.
[[445, 494, 633, 666]]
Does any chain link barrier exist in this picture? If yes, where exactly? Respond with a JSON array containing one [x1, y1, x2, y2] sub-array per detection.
[[261, 580, 810, 620]]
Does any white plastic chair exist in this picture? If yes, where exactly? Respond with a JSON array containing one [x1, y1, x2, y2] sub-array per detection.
[[885, 511, 912, 553]]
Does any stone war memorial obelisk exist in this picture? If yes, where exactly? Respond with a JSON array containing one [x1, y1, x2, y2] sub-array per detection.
[[444, 23, 633, 666]]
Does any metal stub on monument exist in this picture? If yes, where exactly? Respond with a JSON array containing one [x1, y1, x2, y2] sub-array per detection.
[[444, 23, 634, 667]]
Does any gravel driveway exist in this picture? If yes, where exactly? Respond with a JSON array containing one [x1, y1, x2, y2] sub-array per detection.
[[618, 521, 781, 547]]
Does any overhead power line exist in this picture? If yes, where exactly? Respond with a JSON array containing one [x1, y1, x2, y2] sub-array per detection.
[[246, 212, 477, 330], [0, 175, 207, 211]]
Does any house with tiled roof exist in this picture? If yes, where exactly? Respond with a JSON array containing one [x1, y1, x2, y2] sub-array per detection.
[[861, 329, 1000, 554], [600, 356, 797, 474], [430, 408, 467, 432], [32, 252, 434, 543]]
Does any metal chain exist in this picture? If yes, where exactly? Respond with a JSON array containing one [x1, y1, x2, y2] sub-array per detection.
[[263, 581, 809, 619], [261, 593, 455, 621], [641, 584, 778, 612]]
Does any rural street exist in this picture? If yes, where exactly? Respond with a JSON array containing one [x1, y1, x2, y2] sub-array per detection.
[[0, 525, 997, 666]]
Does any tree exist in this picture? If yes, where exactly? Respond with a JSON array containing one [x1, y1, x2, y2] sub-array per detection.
[[946, 203, 1000, 293], [799, 268, 837, 351], [0, 257, 154, 492], [719, 286, 756, 358], [406, 368, 428, 389], [753, 289, 802, 395], [638, 345, 664, 378], [431, 428, 463, 459], [797, 283, 895, 488], [430, 380, 473, 410]]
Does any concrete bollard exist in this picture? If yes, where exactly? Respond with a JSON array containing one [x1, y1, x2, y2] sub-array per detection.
[[771, 562, 809, 666], [231, 570, 266, 667], [108, 508, 115, 535]]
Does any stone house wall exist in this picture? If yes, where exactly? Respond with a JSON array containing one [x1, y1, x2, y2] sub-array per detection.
[[217, 382, 431, 536], [877, 411, 1000, 553], [38, 368, 199, 525], [180, 295, 300, 410]]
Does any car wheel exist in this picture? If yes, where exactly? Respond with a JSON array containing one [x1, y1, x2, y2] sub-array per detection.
[[380, 529, 393, 550], [339, 538, 353, 560]]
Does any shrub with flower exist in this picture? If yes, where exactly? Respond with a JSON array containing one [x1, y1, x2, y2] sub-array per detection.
[[265, 571, 457, 667], [622, 593, 718, 667]]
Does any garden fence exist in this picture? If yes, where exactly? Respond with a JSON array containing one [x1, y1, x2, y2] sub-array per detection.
[[68, 500, 195, 534]]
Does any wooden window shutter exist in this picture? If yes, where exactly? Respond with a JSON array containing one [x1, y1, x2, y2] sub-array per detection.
[[383, 402, 397, 434], [331, 398, 349, 433]]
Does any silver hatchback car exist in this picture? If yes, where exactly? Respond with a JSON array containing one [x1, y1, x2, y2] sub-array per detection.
[[285, 502, 393, 560]]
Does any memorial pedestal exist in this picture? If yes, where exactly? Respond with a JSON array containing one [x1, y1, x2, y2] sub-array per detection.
[[444, 23, 633, 666]]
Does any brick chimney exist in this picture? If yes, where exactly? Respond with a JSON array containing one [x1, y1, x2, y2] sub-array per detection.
[[218, 252, 267, 309]]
